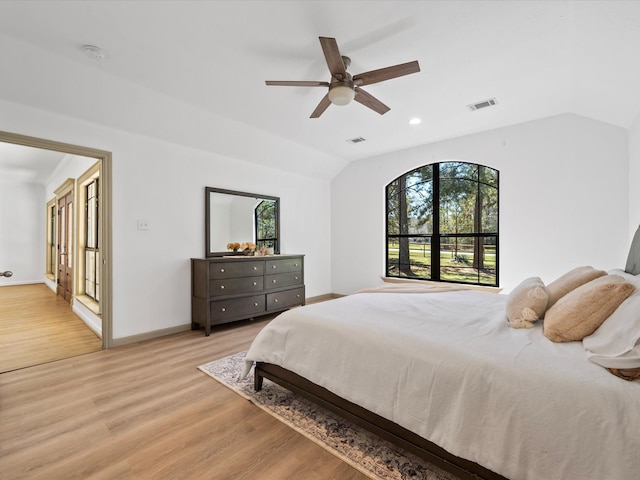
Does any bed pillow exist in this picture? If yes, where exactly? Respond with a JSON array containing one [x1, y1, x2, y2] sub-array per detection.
[[543, 275, 635, 343], [625, 225, 640, 275], [505, 277, 549, 329], [546, 266, 607, 308], [583, 269, 640, 360]]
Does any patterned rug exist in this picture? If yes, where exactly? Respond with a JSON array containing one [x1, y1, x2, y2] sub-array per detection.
[[198, 351, 458, 480]]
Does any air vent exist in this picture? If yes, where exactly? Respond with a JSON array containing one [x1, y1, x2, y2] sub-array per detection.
[[82, 45, 106, 61], [346, 137, 366, 144], [467, 98, 498, 111]]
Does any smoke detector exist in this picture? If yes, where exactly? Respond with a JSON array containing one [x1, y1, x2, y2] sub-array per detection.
[[467, 97, 498, 111], [346, 137, 366, 144], [82, 45, 106, 61]]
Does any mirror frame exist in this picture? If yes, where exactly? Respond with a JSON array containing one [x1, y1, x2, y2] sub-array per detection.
[[205, 187, 280, 257]]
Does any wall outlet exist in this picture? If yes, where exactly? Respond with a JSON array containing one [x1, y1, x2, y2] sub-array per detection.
[[137, 219, 149, 231]]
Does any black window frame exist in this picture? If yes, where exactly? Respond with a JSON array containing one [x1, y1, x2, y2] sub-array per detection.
[[84, 178, 100, 301], [254, 199, 278, 252], [386, 162, 499, 287]]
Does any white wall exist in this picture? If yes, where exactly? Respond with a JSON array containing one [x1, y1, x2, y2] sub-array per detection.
[[331, 114, 629, 294], [44, 154, 97, 200], [0, 99, 332, 340], [0, 179, 44, 285], [629, 111, 640, 240], [0, 154, 99, 288]]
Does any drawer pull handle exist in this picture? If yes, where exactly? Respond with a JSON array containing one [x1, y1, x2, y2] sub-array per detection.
[[296, 294, 300, 298], [254, 302, 259, 306], [295, 276, 299, 280], [272, 265, 277, 269], [220, 268, 225, 273], [274, 298, 278, 303], [253, 282, 257, 286], [272, 279, 277, 283], [294, 263, 298, 267], [221, 307, 226, 312], [253, 266, 257, 270], [220, 285, 225, 289]]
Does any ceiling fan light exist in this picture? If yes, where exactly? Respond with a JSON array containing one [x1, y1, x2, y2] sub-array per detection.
[[328, 85, 355, 106]]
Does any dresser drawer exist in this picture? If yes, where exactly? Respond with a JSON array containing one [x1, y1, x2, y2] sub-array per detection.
[[209, 261, 264, 279], [265, 271, 303, 290], [266, 287, 305, 312], [265, 257, 303, 274], [210, 276, 263, 296], [210, 295, 265, 323]]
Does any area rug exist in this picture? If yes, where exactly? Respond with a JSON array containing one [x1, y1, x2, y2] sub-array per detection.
[[198, 351, 459, 480]]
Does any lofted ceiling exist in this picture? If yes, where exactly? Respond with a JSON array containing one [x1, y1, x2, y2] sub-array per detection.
[[1, 1, 640, 179]]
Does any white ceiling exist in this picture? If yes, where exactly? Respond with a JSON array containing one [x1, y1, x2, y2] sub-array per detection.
[[0, 142, 67, 184], [1, 1, 640, 179]]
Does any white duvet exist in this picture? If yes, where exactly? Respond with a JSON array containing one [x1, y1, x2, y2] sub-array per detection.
[[244, 290, 640, 480]]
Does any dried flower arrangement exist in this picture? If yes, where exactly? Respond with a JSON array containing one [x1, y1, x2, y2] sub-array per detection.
[[227, 242, 256, 255], [226, 242, 241, 252]]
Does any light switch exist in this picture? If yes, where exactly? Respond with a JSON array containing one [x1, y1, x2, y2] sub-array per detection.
[[137, 219, 149, 230]]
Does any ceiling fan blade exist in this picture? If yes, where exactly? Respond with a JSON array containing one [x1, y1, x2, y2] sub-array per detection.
[[266, 81, 329, 87], [353, 60, 420, 86], [354, 87, 390, 115], [310, 94, 332, 118], [319, 37, 347, 79]]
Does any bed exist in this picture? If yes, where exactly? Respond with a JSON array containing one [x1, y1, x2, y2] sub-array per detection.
[[243, 229, 640, 480]]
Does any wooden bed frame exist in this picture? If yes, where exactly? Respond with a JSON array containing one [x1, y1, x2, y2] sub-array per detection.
[[255, 362, 508, 480]]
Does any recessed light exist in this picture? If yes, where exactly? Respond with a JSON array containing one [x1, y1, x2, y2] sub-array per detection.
[[409, 118, 421, 125], [82, 45, 106, 61]]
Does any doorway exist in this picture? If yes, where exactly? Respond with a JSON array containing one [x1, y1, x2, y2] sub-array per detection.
[[0, 131, 112, 355]]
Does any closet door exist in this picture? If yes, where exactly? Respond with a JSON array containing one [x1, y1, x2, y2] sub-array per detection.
[[57, 192, 73, 303]]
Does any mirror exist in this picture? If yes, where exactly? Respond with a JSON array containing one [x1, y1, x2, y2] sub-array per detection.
[[205, 187, 280, 257]]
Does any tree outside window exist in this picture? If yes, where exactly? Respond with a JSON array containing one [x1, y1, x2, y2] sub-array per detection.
[[386, 162, 498, 286], [255, 199, 278, 252]]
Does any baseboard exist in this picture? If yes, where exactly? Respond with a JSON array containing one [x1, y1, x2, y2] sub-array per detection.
[[0, 280, 45, 287], [44, 277, 56, 292], [112, 295, 341, 348], [111, 324, 192, 347], [71, 300, 102, 338], [306, 293, 344, 304]]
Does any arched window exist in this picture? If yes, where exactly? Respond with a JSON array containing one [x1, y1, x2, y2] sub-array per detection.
[[386, 161, 499, 286]]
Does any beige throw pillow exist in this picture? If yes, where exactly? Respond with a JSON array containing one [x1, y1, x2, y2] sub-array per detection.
[[544, 275, 635, 343], [506, 277, 549, 329], [546, 266, 607, 307]]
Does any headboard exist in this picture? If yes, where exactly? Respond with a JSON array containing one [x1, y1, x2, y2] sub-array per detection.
[[625, 225, 640, 275]]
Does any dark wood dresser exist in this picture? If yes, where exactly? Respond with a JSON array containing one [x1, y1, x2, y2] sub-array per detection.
[[191, 254, 305, 335]]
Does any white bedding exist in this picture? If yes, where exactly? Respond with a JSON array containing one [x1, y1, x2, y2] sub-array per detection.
[[244, 290, 640, 480]]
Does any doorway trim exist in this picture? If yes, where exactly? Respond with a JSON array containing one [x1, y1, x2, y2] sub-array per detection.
[[0, 130, 113, 349]]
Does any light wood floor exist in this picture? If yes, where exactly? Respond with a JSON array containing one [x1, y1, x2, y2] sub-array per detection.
[[0, 284, 103, 373], [0, 317, 369, 480]]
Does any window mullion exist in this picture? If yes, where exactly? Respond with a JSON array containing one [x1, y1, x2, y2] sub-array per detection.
[[431, 163, 440, 280]]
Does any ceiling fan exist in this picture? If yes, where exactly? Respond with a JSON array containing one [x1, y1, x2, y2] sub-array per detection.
[[265, 37, 420, 118]]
